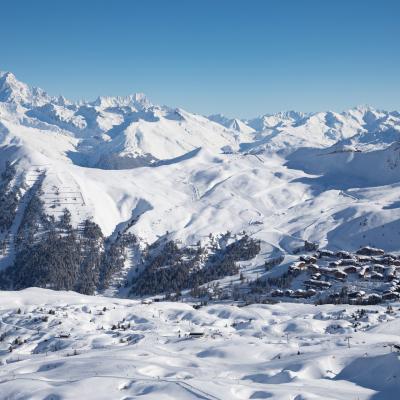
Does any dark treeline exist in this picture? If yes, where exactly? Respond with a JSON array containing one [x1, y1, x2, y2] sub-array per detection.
[[99, 232, 137, 290], [0, 164, 262, 297], [131, 233, 261, 296], [0, 161, 19, 232], [0, 184, 137, 294]]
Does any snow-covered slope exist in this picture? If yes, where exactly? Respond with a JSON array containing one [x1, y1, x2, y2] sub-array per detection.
[[1, 288, 400, 400], [208, 113, 255, 134], [1, 71, 400, 296]]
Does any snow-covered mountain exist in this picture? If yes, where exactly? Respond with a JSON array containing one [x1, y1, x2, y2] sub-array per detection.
[[1, 71, 400, 298], [0, 71, 54, 106]]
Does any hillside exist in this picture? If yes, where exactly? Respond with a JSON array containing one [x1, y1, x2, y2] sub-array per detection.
[[0, 71, 400, 300], [1, 288, 400, 399]]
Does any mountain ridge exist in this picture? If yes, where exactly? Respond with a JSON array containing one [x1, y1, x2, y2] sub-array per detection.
[[0, 71, 400, 298]]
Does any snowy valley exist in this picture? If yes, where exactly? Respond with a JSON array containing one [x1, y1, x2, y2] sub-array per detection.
[[1, 71, 400, 399], [1, 71, 400, 303]]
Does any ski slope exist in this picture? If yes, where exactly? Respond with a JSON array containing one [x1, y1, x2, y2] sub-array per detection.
[[0, 288, 399, 399]]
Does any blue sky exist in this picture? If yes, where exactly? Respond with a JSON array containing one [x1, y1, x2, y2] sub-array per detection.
[[2, 0, 399, 117]]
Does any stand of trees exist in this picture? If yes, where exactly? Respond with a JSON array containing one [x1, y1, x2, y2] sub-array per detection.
[[0, 167, 263, 298], [99, 232, 137, 289], [0, 161, 19, 232], [0, 185, 138, 295], [131, 234, 261, 296]]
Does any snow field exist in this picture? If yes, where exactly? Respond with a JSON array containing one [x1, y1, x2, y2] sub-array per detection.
[[0, 288, 399, 399]]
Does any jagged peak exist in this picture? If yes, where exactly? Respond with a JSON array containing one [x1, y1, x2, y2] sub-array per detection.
[[261, 110, 308, 121], [55, 95, 72, 107], [91, 93, 151, 109], [245, 110, 309, 131], [0, 70, 52, 106], [208, 113, 227, 120], [0, 71, 17, 83], [351, 104, 377, 113]]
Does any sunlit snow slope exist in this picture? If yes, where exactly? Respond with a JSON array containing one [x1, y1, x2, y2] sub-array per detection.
[[1, 288, 400, 400], [1, 70, 400, 257]]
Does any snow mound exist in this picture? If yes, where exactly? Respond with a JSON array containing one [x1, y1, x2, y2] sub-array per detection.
[[0, 288, 399, 399]]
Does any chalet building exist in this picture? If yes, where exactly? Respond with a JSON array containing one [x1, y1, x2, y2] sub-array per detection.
[[348, 290, 365, 299], [311, 273, 321, 280], [370, 271, 384, 280], [336, 251, 353, 259], [329, 261, 340, 267], [367, 293, 382, 303], [318, 250, 335, 258], [289, 262, 307, 272], [308, 264, 320, 273], [385, 267, 397, 281], [357, 256, 372, 263], [334, 270, 347, 280], [299, 255, 317, 264], [356, 246, 385, 256], [344, 266, 358, 274], [372, 264, 385, 274], [338, 259, 358, 266], [383, 292, 399, 301], [189, 332, 204, 338], [293, 289, 310, 298], [304, 279, 331, 289]]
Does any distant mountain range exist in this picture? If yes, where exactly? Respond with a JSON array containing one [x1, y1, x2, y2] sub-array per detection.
[[1, 71, 400, 297]]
